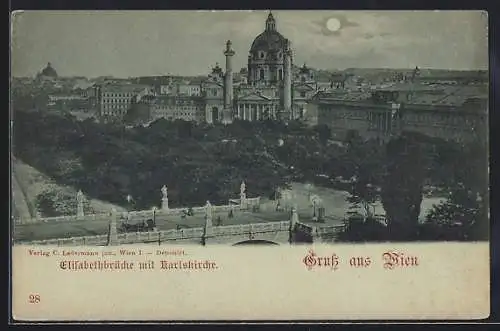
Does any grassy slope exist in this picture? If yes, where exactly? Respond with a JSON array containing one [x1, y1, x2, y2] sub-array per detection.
[[12, 158, 126, 218]]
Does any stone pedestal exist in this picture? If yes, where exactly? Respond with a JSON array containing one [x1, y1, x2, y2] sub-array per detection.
[[107, 208, 118, 246], [161, 198, 169, 211], [77, 204, 84, 218], [76, 190, 84, 219], [202, 201, 214, 245], [291, 206, 299, 227], [289, 206, 299, 244], [240, 193, 247, 210]]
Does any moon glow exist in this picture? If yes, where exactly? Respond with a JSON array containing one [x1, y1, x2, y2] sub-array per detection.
[[326, 18, 341, 32]]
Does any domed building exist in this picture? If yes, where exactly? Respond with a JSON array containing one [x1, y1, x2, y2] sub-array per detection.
[[247, 12, 289, 85], [202, 11, 318, 124], [36, 62, 58, 80]]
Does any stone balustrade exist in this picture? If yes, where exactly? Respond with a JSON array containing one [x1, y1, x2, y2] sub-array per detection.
[[295, 221, 315, 234], [16, 202, 250, 225], [16, 220, 292, 246], [12, 180, 264, 225]]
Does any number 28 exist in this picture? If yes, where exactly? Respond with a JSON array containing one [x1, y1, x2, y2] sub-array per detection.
[[29, 294, 40, 304]]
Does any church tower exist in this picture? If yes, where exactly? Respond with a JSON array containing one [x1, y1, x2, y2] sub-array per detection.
[[223, 40, 235, 124]]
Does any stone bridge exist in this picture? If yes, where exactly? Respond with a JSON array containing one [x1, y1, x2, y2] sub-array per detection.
[[13, 181, 346, 246], [21, 221, 292, 246], [18, 208, 345, 246]]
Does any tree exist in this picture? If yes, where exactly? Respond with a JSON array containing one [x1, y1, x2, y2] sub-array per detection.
[[344, 129, 362, 146], [381, 134, 426, 240], [425, 183, 487, 240], [347, 177, 378, 221], [424, 140, 488, 240], [35, 188, 84, 217], [314, 124, 331, 145]]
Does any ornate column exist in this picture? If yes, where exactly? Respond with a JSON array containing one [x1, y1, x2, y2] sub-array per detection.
[[161, 185, 169, 211], [223, 40, 235, 125], [107, 208, 118, 246], [76, 190, 84, 219], [283, 40, 293, 117]]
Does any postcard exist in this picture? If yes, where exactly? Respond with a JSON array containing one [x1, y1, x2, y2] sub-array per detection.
[[10, 10, 489, 321]]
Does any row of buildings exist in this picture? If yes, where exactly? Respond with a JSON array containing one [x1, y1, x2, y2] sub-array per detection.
[[24, 11, 487, 143], [307, 82, 487, 143]]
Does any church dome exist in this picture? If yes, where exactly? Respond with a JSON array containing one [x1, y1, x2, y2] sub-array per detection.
[[250, 30, 287, 53], [249, 12, 287, 54], [39, 62, 58, 78]]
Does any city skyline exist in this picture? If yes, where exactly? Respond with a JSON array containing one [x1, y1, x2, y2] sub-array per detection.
[[11, 10, 488, 78]]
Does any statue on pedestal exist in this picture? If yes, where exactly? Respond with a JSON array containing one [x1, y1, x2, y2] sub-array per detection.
[[240, 181, 247, 209], [205, 200, 213, 222], [76, 190, 84, 217], [240, 181, 246, 198], [161, 185, 169, 210], [291, 205, 299, 226]]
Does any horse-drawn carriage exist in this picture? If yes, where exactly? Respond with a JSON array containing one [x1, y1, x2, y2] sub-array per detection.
[[119, 216, 157, 233]]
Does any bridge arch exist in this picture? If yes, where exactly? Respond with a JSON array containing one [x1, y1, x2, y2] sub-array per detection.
[[232, 239, 279, 246]]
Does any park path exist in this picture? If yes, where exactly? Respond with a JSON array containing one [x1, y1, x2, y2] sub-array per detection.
[[11, 156, 34, 221], [283, 182, 445, 223]]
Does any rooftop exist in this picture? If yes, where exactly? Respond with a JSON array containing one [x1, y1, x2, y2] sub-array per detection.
[[99, 83, 151, 93]]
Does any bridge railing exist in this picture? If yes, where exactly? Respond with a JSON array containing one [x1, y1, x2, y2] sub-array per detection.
[[26, 234, 109, 246], [16, 220, 291, 246], [314, 224, 346, 236], [295, 222, 314, 235], [213, 221, 290, 236], [16, 202, 253, 225], [159, 227, 204, 241], [17, 212, 113, 225]]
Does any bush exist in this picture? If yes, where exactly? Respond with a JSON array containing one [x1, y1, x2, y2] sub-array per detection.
[[35, 189, 77, 217], [337, 216, 388, 242]]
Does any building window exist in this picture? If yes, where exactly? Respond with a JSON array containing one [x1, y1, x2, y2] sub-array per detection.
[[259, 51, 265, 59], [260, 69, 265, 80], [279, 69, 283, 81], [300, 92, 306, 98]]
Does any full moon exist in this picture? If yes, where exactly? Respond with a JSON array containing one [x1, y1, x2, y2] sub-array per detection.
[[326, 18, 341, 32]]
